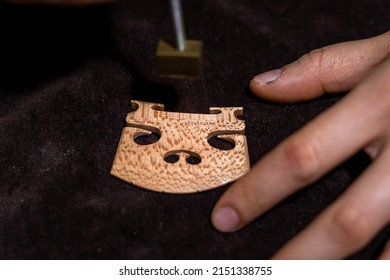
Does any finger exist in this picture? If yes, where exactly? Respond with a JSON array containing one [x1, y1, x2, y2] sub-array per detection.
[[378, 239, 390, 260], [211, 57, 390, 233], [272, 146, 390, 259], [250, 31, 390, 103]]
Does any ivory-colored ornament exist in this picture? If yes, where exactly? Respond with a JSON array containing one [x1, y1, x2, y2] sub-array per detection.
[[111, 100, 250, 193]]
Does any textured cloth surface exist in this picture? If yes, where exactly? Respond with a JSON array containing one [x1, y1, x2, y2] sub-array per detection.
[[0, 0, 389, 259]]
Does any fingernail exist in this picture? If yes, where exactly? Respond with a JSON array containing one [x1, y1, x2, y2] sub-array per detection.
[[212, 207, 240, 232], [253, 69, 281, 85]]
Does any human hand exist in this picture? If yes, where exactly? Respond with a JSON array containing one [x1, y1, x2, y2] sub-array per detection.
[[211, 31, 390, 259], [4, 0, 115, 6]]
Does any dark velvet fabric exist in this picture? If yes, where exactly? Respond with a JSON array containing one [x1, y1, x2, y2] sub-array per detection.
[[0, 0, 389, 259]]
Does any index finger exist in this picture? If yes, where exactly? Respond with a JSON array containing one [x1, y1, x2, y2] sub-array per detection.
[[211, 58, 390, 232]]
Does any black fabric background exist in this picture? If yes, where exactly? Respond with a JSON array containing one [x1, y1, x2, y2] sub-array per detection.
[[0, 0, 389, 259]]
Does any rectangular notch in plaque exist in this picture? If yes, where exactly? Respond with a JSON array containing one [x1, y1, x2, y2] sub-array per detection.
[[156, 39, 203, 78]]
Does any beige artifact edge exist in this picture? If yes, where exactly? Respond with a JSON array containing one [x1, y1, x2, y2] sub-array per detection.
[[111, 100, 250, 193]]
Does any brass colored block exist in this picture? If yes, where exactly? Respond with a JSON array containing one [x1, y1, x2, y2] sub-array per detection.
[[156, 39, 203, 78]]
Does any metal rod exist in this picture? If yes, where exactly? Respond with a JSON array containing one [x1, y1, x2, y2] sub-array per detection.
[[169, 0, 186, 51]]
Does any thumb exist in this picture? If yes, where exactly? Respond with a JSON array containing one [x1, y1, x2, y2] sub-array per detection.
[[250, 31, 390, 103]]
